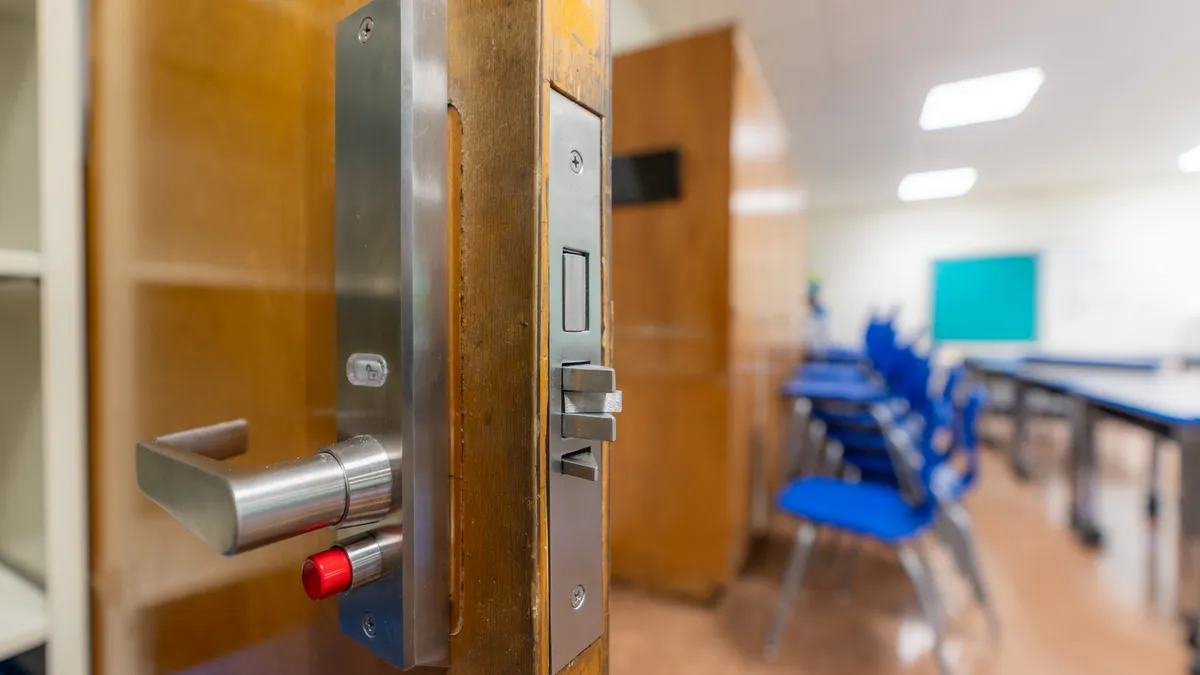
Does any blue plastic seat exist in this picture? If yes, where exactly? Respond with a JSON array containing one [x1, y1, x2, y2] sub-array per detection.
[[764, 382, 998, 675], [776, 477, 935, 543], [841, 448, 894, 476], [794, 362, 869, 382], [779, 378, 888, 402], [825, 426, 888, 451], [807, 345, 864, 364], [812, 398, 911, 428]]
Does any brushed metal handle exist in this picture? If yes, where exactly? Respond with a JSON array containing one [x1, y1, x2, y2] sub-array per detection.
[[136, 419, 393, 556]]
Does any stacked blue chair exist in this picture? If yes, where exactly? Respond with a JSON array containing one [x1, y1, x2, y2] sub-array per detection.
[[779, 318, 916, 477], [764, 379, 998, 675], [822, 353, 948, 486], [795, 314, 898, 382]]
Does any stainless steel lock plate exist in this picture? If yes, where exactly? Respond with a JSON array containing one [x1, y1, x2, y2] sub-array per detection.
[[334, 0, 448, 668], [547, 89, 605, 673]]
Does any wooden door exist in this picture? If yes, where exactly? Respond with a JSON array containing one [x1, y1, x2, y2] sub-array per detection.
[[87, 0, 611, 673]]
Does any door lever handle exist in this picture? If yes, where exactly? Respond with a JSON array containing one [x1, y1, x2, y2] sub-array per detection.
[[136, 419, 394, 556]]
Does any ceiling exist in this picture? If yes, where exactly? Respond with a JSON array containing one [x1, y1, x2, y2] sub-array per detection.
[[632, 0, 1200, 211]]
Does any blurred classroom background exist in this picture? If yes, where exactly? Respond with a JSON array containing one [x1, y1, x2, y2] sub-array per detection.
[[604, 1, 1200, 674]]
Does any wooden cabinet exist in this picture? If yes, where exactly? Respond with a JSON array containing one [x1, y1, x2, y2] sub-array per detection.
[[611, 27, 806, 600]]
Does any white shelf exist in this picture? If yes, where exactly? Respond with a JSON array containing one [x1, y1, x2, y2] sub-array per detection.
[[0, 563, 46, 661], [0, 248, 40, 278]]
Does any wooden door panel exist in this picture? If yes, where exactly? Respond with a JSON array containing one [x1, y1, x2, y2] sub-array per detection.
[[88, 0, 389, 672]]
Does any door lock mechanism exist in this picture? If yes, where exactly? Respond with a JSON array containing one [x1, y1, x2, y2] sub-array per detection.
[[562, 364, 622, 442], [134, 0, 450, 670], [547, 90, 616, 673]]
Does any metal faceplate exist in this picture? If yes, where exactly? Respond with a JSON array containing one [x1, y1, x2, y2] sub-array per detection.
[[334, 0, 448, 669], [548, 90, 605, 673]]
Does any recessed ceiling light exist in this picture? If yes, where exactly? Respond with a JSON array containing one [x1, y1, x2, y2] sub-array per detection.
[[898, 168, 978, 202], [1179, 145, 1200, 173], [920, 67, 1045, 130], [730, 188, 807, 215]]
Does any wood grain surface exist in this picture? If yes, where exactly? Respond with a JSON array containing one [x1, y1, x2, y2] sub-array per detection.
[[88, 0, 385, 672], [610, 28, 805, 601]]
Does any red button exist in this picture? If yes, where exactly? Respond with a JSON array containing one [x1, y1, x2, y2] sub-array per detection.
[[302, 548, 352, 600]]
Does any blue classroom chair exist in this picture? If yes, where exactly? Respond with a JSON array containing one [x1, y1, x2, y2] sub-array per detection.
[[826, 372, 996, 626], [763, 386, 998, 675], [825, 358, 949, 483], [783, 342, 928, 477], [795, 315, 899, 382]]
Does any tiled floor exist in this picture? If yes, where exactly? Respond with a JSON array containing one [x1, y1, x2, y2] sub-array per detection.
[[610, 417, 1190, 674]]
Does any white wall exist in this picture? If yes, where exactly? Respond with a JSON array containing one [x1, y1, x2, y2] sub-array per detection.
[[612, 0, 661, 54], [807, 178, 1200, 356]]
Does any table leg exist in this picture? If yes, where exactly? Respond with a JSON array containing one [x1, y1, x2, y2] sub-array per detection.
[[1067, 398, 1104, 548], [971, 370, 1005, 448], [1148, 435, 1163, 520], [1176, 426, 1200, 673], [1011, 380, 1033, 481]]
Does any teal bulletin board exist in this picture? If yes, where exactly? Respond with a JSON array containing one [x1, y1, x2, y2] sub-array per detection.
[[932, 254, 1037, 341]]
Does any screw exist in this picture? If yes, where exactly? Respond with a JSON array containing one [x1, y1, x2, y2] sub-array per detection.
[[571, 585, 586, 610], [362, 613, 377, 639], [569, 150, 583, 174], [359, 17, 374, 43]]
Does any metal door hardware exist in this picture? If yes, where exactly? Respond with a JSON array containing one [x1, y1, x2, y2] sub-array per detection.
[[136, 421, 393, 555], [562, 363, 615, 392], [302, 529, 405, 600], [332, 0, 449, 667], [547, 90, 619, 673], [136, 0, 448, 670], [562, 414, 617, 443], [561, 449, 600, 482], [562, 364, 621, 442]]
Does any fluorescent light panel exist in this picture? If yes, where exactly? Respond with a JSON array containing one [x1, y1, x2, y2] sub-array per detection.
[[731, 188, 807, 215], [898, 168, 978, 202], [920, 67, 1045, 130], [1179, 145, 1200, 173]]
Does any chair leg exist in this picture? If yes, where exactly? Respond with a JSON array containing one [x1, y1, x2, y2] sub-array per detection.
[[764, 523, 819, 661], [898, 542, 952, 675], [803, 419, 828, 476], [835, 536, 863, 601], [936, 503, 1001, 639], [820, 436, 842, 476], [783, 399, 811, 478]]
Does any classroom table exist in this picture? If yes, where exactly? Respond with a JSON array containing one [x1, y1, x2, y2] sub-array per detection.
[[967, 357, 1200, 670], [964, 355, 1161, 481], [1061, 373, 1200, 672]]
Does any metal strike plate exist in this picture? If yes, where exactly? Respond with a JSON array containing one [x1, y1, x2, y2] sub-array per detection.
[[548, 90, 605, 672], [334, 0, 448, 669]]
